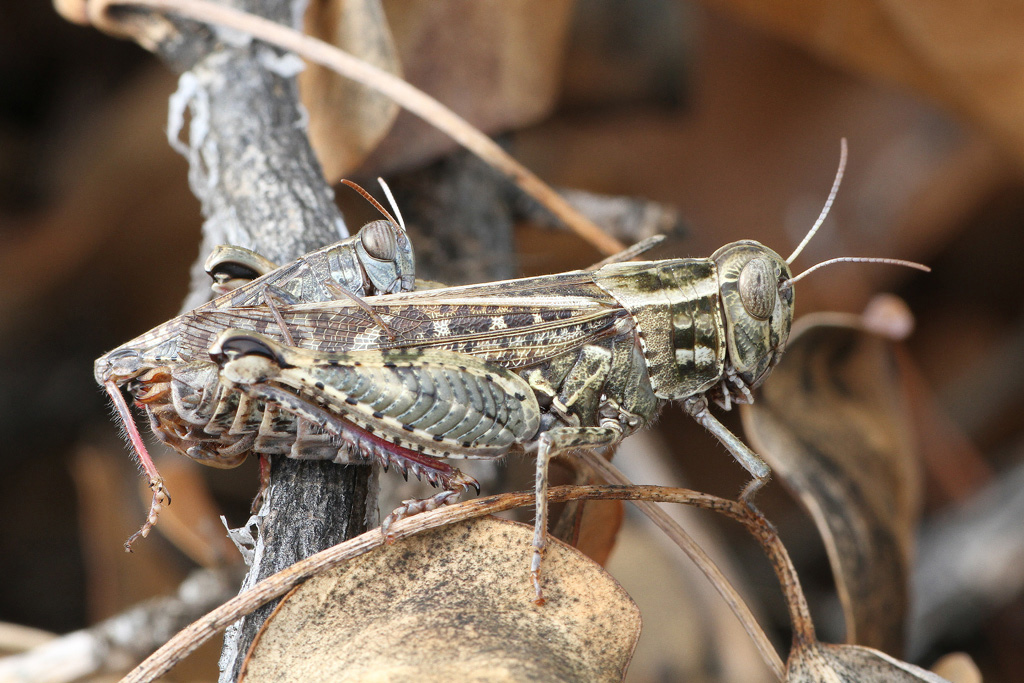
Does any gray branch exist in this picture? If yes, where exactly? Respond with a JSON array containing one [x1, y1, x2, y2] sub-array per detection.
[[134, 1, 373, 679]]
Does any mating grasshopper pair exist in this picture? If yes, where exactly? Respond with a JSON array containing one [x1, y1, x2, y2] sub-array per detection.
[[95, 208, 415, 545], [96, 147, 927, 599]]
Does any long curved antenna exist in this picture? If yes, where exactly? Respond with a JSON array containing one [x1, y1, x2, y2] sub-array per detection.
[[786, 138, 848, 265], [782, 256, 930, 290], [377, 177, 406, 232], [340, 179, 400, 228]]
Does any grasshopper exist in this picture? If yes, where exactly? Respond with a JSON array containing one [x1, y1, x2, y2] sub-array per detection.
[[195, 143, 928, 600], [98, 144, 926, 600], [201, 240, 790, 600], [95, 196, 416, 547]]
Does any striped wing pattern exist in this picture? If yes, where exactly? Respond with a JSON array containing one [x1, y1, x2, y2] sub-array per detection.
[[175, 269, 630, 371]]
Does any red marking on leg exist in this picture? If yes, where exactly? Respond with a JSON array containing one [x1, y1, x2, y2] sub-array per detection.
[[105, 380, 170, 548], [105, 381, 162, 483], [252, 454, 272, 512], [349, 422, 460, 483]]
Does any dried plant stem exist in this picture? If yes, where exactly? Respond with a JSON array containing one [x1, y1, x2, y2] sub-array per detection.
[[578, 452, 788, 680], [120, 482, 800, 683], [98, 0, 624, 256], [0, 567, 243, 683], [580, 451, 814, 672]]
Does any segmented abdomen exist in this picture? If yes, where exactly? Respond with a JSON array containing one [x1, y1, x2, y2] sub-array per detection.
[[214, 332, 542, 459]]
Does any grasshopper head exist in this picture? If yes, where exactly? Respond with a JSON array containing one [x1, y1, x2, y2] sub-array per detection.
[[712, 240, 794, 391], [94, 347, 146, 386], [94, 326, 181, 387], [355, 219, 415, 294]]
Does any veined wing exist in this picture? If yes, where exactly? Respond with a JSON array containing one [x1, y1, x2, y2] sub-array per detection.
[[377, 269, 610, 302], [181, 295, 629, 370]]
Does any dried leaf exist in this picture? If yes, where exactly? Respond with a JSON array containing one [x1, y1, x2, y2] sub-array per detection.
[[928, 653, 983, 683], [699, 0, 1024, 164], [240, 516, 640, 682], [549, 454, 624, 567], [364, 0, 576, 173], [566, 497, 623, 567], [606, 516, 776, 682], [788, 642, 952, 682], [300, 0, 401, 180], [741, 315, 922, 653]]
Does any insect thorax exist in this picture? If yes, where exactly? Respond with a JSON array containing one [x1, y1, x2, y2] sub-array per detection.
[[593, 241, 796, 403], [594, 259, 727, 400]]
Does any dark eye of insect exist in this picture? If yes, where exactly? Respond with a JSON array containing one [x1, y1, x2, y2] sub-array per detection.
[[215, 335, 279, 362], [738, 257, 776, 321], [209, 261, 263, 282], [360, 220, 397, 261]]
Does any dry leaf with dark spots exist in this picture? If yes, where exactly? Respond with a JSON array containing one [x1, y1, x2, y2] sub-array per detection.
[[741, 315, 921, 653], [240, 516, 640, 682], [788, 641, 953, 682]]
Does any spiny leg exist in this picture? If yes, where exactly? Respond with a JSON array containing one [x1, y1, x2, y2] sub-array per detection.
[[224, 379, 482, 536], [683, 396, 771, 502], [532, 425, 621, 604], [380, 469, 481, 540]]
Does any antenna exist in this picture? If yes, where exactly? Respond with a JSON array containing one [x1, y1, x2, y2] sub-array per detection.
[[340, 179, 400, 228], [782, 256, 930, 290], [786, 138, 848, 265], [377, 177, 406, 232]]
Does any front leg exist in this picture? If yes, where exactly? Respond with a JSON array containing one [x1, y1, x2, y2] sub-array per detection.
[[683, 396, 771, 500], [531, 424, 622, 604]]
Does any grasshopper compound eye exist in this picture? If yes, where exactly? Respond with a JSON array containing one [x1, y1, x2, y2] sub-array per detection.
[[738, 257, 776, 321], [209, 331, 282, 364], [209, 260, 263, 285], [359, 220, 398, 261]]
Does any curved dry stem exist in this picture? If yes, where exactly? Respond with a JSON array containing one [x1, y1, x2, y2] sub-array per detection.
[[577, 452, 786, 679], [121, 481, 800, 682], [580, 451, 815, 658], [97, 0, 624, 256]]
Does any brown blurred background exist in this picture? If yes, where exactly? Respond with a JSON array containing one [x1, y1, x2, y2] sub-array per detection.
[[1, 0, 1022, 680]]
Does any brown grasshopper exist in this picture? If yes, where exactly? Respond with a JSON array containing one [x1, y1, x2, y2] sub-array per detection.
[[192, 143, 928, 600], [95, 203, 415, 548]]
